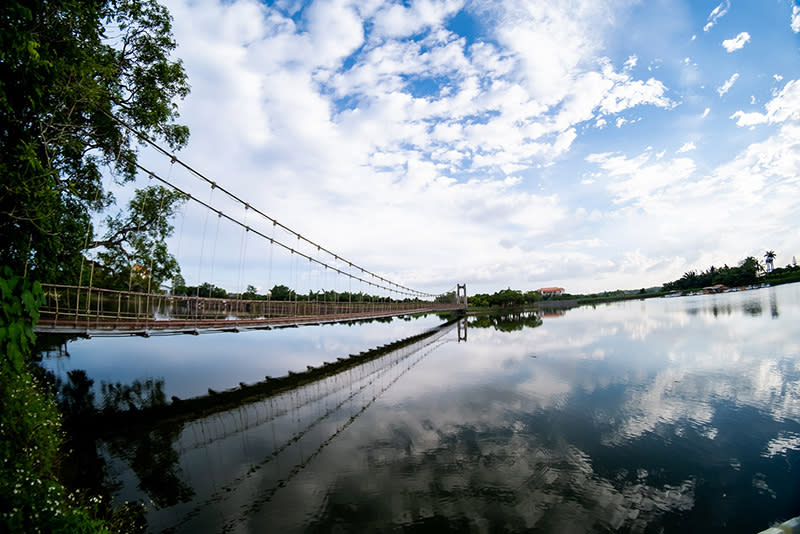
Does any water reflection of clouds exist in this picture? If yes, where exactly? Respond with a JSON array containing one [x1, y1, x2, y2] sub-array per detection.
[[613, 351, 800, 442], [606, 368, 718, 445], [278, 395, 698, 533], [396, 287, 800, 450], [93, 286, 800, 532], [584, 289, 800, 446], [302, 290, 799, 529], [762, 432, 800, 458]]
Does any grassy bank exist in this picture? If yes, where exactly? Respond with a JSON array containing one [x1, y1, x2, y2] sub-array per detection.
[[0, 269, 140, 533]]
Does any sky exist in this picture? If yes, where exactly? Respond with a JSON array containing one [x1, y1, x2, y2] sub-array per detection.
[[134, 0, 800, 296]]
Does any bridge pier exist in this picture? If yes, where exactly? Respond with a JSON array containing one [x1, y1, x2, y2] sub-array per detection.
[[457, 284, 467, 309]]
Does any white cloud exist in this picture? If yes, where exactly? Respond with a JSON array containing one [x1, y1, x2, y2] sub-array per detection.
[[371, 0, 464, 39], [305, 0, 364, 68], [677, 142, 696, 153], [139, 0, 800, 295], [730, 79, 800, 126], [722, 32, 751, 52], [586, 151, 696, 204], [717, 73, 739, 97], [729, 110, 765, 127], [704, 1, 730, 32], [599, 76, 672, 114], [792, 5, 800, 33], [774, 74, 783, 82], [578, 118, 800, 290]]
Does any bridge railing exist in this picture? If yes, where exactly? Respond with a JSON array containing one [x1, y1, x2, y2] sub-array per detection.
[[37, 284, 459, 332]]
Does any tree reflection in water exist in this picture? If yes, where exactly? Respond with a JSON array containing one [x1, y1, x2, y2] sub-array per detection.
[[468, 311, 542, 332], [54, 371, 195, 515]]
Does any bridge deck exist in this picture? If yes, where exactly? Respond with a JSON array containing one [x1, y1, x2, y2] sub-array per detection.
[[36, 284, 463, 336]]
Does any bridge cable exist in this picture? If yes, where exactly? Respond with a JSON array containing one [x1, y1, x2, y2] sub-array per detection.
[[208, 207, 222, 297], [132, 161, 438, 299], [106, 111, 442, 299]]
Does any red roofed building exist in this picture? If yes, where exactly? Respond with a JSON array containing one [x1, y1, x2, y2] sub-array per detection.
[[538, 287, 565, 297]]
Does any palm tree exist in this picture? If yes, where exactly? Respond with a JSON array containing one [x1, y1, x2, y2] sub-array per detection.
[[764, 250, 776, 273]]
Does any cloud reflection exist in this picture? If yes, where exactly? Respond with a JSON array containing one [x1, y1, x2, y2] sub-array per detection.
[[93, 285, 800, 532]]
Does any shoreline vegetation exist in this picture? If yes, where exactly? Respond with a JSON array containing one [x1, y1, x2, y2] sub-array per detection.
[[1, 270, 146, 533], [466, 255, 800, 312]]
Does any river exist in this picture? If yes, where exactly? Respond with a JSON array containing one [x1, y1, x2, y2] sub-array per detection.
[[39, 283, 800, 533]]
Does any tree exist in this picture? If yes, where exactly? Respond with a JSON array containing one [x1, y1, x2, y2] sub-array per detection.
[[195, 283, 228, 299], [172, 273, 187, 295], [737, 256, 762, 285], [523, 290, 543, 304], [242, 285, 261, 300], [765, 250, 776, 273], [90, 186, 187, 291], [1, 0, 190, 282], [434, 291, 456, 304], [490, 288, 523, 307], [270, 284, 294, 301]]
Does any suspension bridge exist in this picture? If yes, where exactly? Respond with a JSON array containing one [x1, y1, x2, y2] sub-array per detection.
[[35, 284, 464, 335], [34, 115, 467, 336]]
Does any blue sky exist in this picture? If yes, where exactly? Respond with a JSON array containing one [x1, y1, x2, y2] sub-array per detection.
[[140, 0, 800, 295]]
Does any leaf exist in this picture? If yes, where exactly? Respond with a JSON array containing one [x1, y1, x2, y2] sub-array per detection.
[[21, 289, 35, 313], [0, 279, 8, 301]]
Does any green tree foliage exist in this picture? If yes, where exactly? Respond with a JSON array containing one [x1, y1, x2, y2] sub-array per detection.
[[179, 282, 228, 299], [171, 273, 187, 295], [762, 263, 800, 285], [241, 284, 261, 300], [434, 291, 455, 304], [470, 288, 542, 308], [523, 290, 543, 303], [270, 284, 295, 301], [0, 268, 112, 532], [91, 186, 187, 291], [662, 256, 764, 291], [1, 0, 190, 283]]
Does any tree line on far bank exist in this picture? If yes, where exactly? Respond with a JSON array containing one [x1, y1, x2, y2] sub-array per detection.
[[171, 252, 800, 309], [662, 256, 800, 292], [468, 288, 543, 308], [171, 277, 439, 304], [468, 254, 800, 310]]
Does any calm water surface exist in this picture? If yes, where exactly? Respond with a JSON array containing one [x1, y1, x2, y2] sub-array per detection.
[[40, 314, 446, 400], [47, 284, 800, 533]]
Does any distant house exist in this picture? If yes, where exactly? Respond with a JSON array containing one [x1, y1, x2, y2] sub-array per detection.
[[538, 287, 565, 297]]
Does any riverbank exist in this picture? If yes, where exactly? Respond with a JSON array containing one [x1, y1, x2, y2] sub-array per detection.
[[0, 270, 135, 532]]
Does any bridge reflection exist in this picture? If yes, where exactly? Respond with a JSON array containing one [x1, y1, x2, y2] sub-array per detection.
[[74, 319, 463, 533]]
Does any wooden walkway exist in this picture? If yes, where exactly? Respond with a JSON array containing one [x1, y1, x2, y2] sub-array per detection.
[[36, 284, 463, 336]]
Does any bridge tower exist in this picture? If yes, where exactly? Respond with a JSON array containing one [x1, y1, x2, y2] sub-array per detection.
[[457, 284, 467, 309]]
